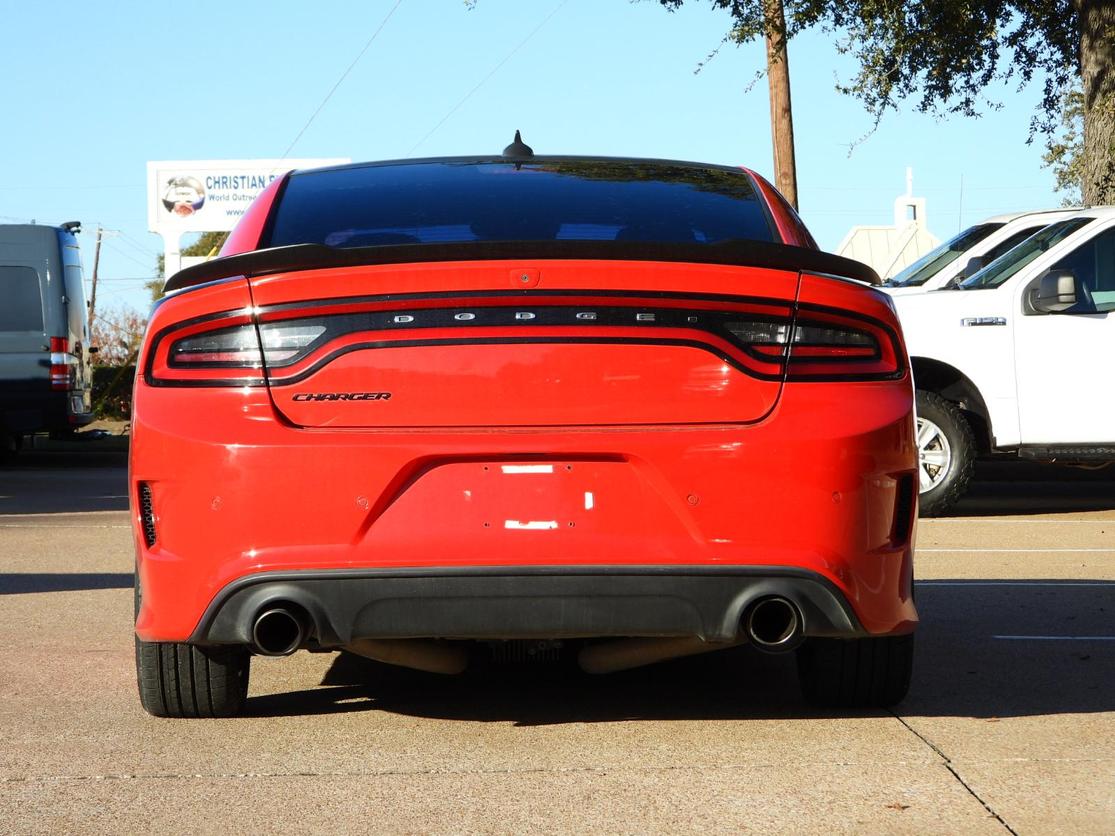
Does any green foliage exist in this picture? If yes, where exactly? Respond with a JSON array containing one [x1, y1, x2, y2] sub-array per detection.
[[657, 1, 1078, 137], [92, 365, 136, 419], [186, 230, 231, 258], [150, 230, 230, 302], [1043, 88, 1085, 205], [90, 305, 146, 367], [144, 277, 163, 303], [536, 161, 758, 198]]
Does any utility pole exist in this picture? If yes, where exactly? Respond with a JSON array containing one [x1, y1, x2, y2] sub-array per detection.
[[87, 226, 103, 337], [764, 0, 798, 209]]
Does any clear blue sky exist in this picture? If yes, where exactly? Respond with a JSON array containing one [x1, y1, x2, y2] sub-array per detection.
[[0, 0, 1063, 314]]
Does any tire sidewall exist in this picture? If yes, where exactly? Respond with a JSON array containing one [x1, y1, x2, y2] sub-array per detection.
[[915, 390, 974, 516]]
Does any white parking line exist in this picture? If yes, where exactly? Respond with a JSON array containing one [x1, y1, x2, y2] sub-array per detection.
[[994, 635, 1115, 641], [923, 519, 1115, 524], [918, 548, 1115, 553], [918, 581, 1114, 586], [0, 524, 130, 528]]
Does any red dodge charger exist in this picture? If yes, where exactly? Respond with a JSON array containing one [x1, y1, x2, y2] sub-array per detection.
[[132, 139, 918, 717]]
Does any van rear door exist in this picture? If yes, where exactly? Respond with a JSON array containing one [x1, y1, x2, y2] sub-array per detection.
[[0, 260, 50, 431]]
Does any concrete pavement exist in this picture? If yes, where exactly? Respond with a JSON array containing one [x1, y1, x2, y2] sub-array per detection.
[[1, 451, 1112, 833]]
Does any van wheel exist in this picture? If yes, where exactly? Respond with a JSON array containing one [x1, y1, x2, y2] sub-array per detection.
[[134, 576, 249, 717], [797, 634, 914, 708], [915, 390, 974, 517]]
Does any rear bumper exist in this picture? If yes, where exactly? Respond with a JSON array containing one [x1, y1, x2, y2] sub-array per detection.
[[191, 565, 872, 646], [132, 379, 919, 643], [0, 390, 93, 433]]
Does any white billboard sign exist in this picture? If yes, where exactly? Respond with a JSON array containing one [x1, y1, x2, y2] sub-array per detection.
[[147, 158, 348, 234], [147, 157, 349, 277]]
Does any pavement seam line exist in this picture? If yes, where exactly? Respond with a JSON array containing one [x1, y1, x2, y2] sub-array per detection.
[[2, 754, 1114, 786], [0, 760, 944, 784], [891, 712, 1018, 836]]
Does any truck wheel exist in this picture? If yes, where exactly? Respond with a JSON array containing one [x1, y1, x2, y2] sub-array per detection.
[[915, 390, 974, 517], [134, 576, 249, 717], [797, 634, 914, 708]]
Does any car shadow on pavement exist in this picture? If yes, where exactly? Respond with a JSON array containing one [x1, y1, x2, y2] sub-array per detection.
[[243, 578, 1114, 723], [0, 449, 129, 514], [951, 460, 1115, 516], [0, 572, 134, 594]]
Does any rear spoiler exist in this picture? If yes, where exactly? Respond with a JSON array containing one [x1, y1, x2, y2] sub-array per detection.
[[163, 240, 881, 294]]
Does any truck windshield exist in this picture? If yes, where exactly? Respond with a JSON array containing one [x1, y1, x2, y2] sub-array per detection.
[[960, 218, 1093, 290], [266, 160, 777, 249], [886, 223, 1001, 287]]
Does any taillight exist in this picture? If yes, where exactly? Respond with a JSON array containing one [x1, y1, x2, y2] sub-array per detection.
[[166, 322, 326, 367], [144, 294, 902, 385], [145, 313, 264, 386], [169, 325, 261, 366], [258, 322, 326, 364], [726, 311, 901, 381], [787, 310, 901, 380], [49, 337, 74, 391]]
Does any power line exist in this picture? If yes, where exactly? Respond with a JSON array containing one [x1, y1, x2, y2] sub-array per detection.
[[0, 184, 144, 191], [112, 229, 160, 257], [281, 0, 406, 159], [102, 240, 153, 270], [94, 277, 159, 283], [408, 0, 569, 156]]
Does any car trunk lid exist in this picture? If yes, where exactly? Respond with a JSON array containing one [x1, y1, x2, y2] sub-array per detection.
[[247, 259, 801, 428]]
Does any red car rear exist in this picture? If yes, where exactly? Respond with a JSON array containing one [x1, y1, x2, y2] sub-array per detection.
[[133, 145, 917, 717]]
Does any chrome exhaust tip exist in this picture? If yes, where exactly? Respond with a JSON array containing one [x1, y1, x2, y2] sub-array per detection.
[[251, 607, 306, 656], [745, 597, 803, 653]]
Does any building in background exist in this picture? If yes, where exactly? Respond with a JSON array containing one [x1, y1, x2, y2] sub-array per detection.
[[836, 168, 939, 279]]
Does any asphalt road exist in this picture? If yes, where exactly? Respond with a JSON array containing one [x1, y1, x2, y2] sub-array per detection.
[[1, 449, 1113, 834]]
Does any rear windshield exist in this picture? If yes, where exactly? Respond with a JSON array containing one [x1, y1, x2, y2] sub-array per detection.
[[266, 160, 777, 249], [0, 266, 44, 331], [886, 223, 1001, 287]]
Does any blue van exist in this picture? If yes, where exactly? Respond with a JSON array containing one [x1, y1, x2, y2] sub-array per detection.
[[0, 223, 94, 454]]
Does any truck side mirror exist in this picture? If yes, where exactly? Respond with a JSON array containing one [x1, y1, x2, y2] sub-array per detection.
[[959, 255, 988, 279], [1032, 269, 1080, 313]]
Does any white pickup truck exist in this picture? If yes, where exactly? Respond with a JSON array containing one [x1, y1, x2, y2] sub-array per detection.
[[883, 209, 1076, 295], [893, 207, 1115, 515]]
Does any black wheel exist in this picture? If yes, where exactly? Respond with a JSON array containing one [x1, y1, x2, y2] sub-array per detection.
[[915, 389, 975, 517], [134, 576, 249, 718], [797, 633, 914, 708]]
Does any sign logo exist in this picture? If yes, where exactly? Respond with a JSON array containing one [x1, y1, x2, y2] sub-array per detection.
[[161, 176, 206, 218], [147, 158, 350, 235]]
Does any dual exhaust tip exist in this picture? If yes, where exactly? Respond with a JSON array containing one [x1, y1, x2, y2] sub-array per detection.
[[744, 596, 803, 652], [248, 595, 804, 665], [577, 596, 803, 674], [251, 606, 306, 656]]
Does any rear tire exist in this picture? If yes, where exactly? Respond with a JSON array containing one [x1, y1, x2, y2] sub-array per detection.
[[915, 390, 974, 517], [797, 634, 913, 708], [134, 575, 249, 718], [135, 640, 250, 718]]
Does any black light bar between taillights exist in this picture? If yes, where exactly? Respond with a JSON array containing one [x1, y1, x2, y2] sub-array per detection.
[[143, 292, 903, 387]]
